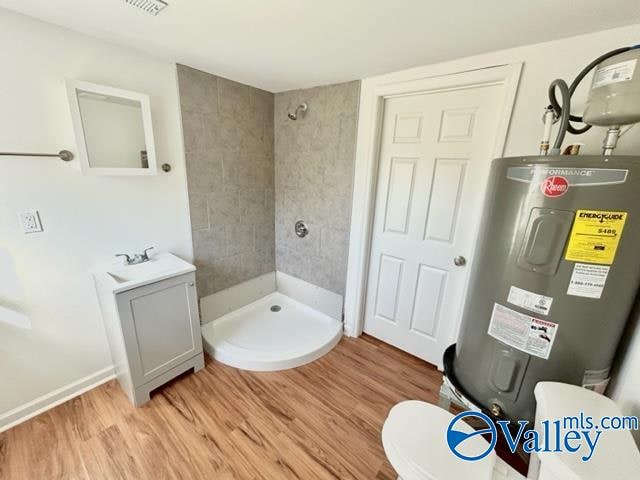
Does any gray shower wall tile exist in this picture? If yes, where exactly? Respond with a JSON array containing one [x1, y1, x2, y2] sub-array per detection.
[[242, 248, 275, 280], [192, 227, 226, 268], [212, 255, 243, 291], [185, 150, 224, 194], [315, 190, 353, 229], [324, 82, 360, 119], [222, 151, 273, 192], [239, 189, 268, 224], [251, 88, 274, 123], [189, 194, 209, 231], [196, 266, 216, 298], [323, 157, 353, 195], [178, 65, 275, 298], [264, 189, 275, 216], [309, 120, 341, 153], [255, 220, 275, 252], [240, 122, 267, 153], [181, 109, 208, 153], [275, 246, 309, 282], [206, 114, 243, 152], [338, 115, 358, 161], [207, 190, 240, 226], [320, 227, 349, 262], [218, 77, 251, 119], [177, 65, 218, 114], [281, 189, 314, 223], [274, 80, 360, 296], [295, 152, 326, 190], [307, 253, 348, 295], [226, 224, 255, 256]]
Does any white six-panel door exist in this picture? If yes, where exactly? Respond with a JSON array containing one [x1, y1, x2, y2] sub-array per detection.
[[363, 84, 505, 366]]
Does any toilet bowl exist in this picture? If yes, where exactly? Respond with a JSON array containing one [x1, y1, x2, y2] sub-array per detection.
[[382, 382, 640, 480]]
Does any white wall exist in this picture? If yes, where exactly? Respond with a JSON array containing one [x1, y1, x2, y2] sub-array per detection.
[[360, 23, 640, 426], [0, 8, 192, 422], [366, 25, 640, 157]]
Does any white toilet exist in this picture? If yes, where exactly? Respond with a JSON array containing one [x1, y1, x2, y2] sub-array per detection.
[[382, 382, 640, 480]]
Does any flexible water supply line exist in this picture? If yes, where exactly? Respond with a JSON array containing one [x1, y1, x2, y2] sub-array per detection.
[[539, 107, 556, 155], [547, 46, 634, 135], [541, 45, 639, 155], [548, 79, 570, 155]]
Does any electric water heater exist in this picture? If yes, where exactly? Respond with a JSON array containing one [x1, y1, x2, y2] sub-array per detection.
[[451, 155, 640, 422], [445, 46, 640, 422]]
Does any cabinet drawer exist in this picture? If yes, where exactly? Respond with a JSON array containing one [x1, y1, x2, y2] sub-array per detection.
[[116, 272, 202, 386]]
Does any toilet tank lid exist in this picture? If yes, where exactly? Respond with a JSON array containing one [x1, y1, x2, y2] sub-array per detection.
[[533, 382, 640, 480]]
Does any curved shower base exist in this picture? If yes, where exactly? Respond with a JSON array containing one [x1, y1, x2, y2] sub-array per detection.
[[201, 292, 342, 371]]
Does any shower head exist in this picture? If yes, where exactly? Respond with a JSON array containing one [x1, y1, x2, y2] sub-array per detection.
[[287, 102, 308, 120]]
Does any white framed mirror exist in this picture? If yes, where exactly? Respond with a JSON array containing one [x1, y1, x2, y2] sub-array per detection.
[[66, 79, 158, 175]]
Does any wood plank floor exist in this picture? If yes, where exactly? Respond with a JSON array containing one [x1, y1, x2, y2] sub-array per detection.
[[0, 335, 443, 480]]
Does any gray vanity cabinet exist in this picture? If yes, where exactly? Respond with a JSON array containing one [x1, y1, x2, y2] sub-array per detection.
[[96, 263, 204, 407], [117, 273, 203, 388]]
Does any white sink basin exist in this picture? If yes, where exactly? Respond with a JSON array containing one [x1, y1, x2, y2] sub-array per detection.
[[94, 252, 195, 293]]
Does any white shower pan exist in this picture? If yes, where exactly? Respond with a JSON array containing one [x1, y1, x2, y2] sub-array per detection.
[[201, 292, 343, 371]]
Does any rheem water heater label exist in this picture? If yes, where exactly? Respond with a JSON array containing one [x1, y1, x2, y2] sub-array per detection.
[[565, 210, 627, 265], [488, 303, 558, 359]]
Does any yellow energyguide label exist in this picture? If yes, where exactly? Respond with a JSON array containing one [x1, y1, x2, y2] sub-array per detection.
[[565, 210, 627, 265]]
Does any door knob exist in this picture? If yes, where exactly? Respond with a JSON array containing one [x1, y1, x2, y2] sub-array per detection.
[[454, 256, 467, 267]]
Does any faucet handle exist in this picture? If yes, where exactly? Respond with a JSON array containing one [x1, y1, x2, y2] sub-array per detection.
[[142, 247, 155, 260], [115, 253, 132, 264]]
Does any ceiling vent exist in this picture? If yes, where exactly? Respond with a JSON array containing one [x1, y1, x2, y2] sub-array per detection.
[[125, 0, 168, 16]]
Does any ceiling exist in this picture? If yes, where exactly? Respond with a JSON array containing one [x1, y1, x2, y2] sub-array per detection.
[[1, 0, 639, 92]]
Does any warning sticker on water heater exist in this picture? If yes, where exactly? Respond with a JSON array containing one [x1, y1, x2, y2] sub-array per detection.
[[565, 210, 627, 265], [488, 303, 558, 359]]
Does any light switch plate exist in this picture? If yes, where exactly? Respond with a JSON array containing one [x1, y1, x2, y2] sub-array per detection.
[[19, 210, 43, 234]]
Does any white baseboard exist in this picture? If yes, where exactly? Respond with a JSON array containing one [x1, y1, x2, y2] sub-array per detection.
[[200, 272, 276, 323], [343, 322, 358, 337], [0, 366, 115, 433], [276, 271, 343, 320]]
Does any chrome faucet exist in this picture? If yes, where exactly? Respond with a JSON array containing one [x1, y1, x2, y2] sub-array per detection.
[[116, 247, 154, 265]]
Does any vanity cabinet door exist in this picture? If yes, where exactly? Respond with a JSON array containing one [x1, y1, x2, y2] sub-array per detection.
[[116, 272, 202, 386]]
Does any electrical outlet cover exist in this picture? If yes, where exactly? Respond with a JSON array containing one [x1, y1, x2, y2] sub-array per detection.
[[18, 210, 43, 234]]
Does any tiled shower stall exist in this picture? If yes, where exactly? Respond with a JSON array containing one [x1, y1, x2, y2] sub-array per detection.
[[177, 64, 359, 308]]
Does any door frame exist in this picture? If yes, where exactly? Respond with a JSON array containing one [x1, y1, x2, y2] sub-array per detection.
[[344, 62, 522, 341]]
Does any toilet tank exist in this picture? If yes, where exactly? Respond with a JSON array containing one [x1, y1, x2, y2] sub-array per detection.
[[452, 155, 640, 423], [531, 382, 640, 480]]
